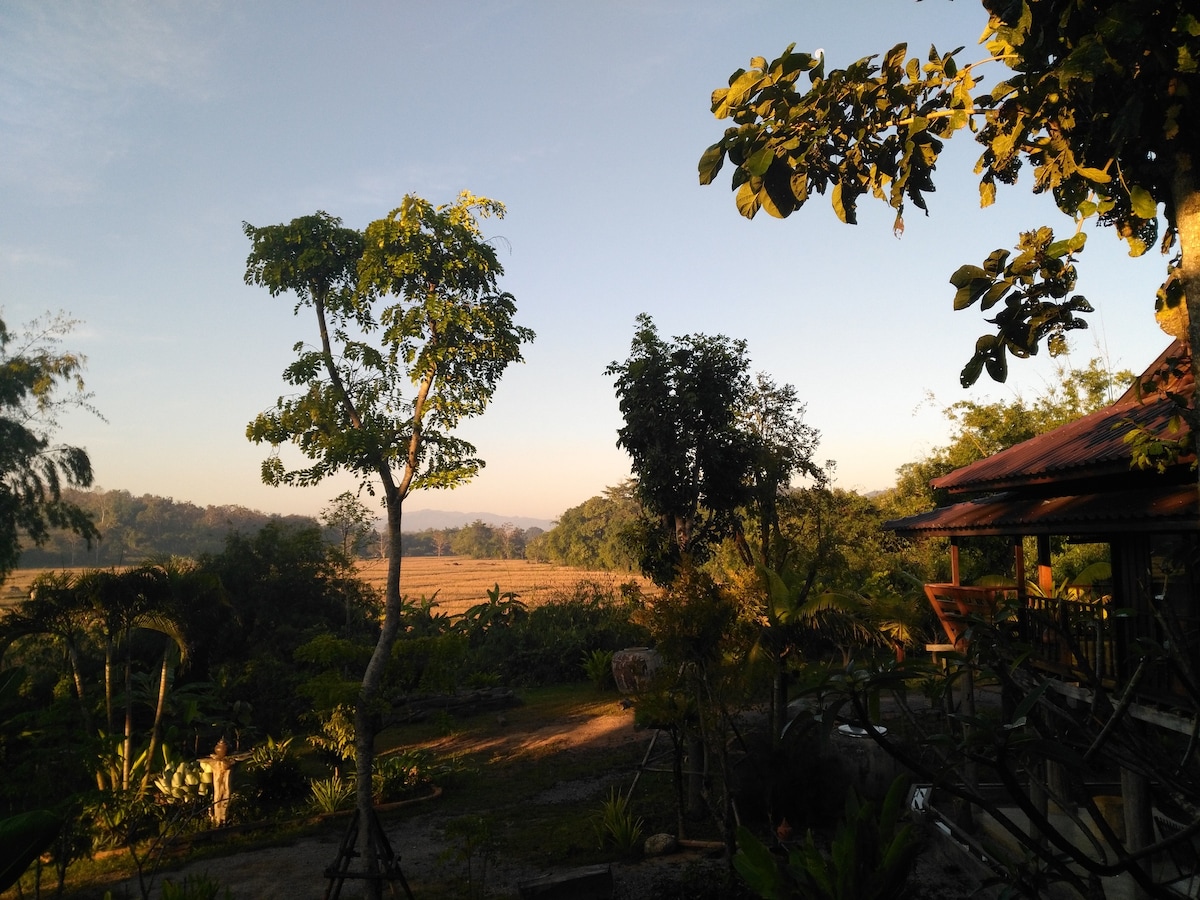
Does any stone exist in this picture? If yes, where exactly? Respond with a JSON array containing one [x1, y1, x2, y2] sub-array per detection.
[[643, 833, 678, 857]]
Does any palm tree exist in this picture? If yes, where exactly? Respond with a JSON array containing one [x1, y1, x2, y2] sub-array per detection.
[[0, 571, 96, 734], [135, 558, 225, 793]]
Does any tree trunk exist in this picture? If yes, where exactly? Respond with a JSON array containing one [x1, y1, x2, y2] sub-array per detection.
[[771, 657, 788, 750], [353, 492, 405, 899], [140, 648, 172, 794], [122, 638, 134, 791]]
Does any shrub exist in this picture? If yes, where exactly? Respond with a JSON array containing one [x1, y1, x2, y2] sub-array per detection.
[[372, 748, 444, 803], [593, 788, 645, 859], [308, 775, 354, 815], [582, 649, 616, 689], [240, 736, 307, 818], [733, 776, 918, 900], [475, 580, 650, 686]]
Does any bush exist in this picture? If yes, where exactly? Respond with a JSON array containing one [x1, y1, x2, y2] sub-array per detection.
[[582, 649, 616, 689], [239, 736, 308, 819], [308, 775, 354, 815], [474, 580, 650, 686], [593, 788, 645, 859]]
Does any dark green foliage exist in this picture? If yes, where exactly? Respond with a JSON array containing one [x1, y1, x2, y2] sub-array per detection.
[[484, 581, 650, 686], [0, 314, 98, 580], [16, 488, 318, 568], [527, 482, 642, 571], [734, 776, 918, 900], [699, 1, 1200, 395], [581, 649, 616, 690], [201, 522, 374, 658], [607, 315, 758, 584], [0, 809, 62, 893], [237, 736, 307, 820], [388, 633, 470, 695], [193, 522, 377, 737]]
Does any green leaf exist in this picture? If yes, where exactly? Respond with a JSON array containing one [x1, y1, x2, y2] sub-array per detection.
[[832, 181, 849, 224], [745, 146, 775, 178], [1011, 681, 1049, 722], [733, 825, 785, 898], [736, 181, 761, 219], [1129, 185, 1157, 220], [980, 281, 1009, 311], [883, 42, 908, 74], [985, 351, 1008, 383], [717, 69, 767, 117], [0, 810, 61, 892], [949, 265, 988, 289], [982, 248, 1010, 275], [961, 355, 985, 387], [698, 143, 726, 185], [1075, 166, 1111, 183]]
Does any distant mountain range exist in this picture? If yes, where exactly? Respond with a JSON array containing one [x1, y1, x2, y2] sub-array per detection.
[[399, 509, 555, 532]]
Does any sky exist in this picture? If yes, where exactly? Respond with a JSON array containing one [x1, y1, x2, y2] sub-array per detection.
[[0, 1, 1173, 525]]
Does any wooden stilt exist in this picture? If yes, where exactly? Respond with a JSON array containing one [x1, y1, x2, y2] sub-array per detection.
[[323, 807, 414, 900]]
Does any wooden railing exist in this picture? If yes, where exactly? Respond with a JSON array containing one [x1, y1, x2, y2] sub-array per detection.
[[924, 582, 1200, 700], [1021, 592, 1116, 680]]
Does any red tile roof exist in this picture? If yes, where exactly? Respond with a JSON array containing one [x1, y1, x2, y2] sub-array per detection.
[[932, 341, 1192, 495], [887, 483, 1198, 537]]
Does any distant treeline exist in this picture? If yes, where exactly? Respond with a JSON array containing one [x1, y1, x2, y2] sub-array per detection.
[[16, 488, 561, 568], [396, 519, 544, 560], [18, 488, 320, 568]]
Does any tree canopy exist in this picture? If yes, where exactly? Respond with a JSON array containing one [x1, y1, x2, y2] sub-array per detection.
[[0, 314, 99, 581], [607, 315, 759, 583], [699, 0, 1200, 400]]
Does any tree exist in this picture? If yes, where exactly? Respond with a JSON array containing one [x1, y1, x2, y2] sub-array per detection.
[[527, 482, 642, 570], [451, 519, 502, 558], [320, 491, 374, 560], [0, 313, 99, 581], [244, 191, 533, 892], [607, 314, 758, 584], [698, 1, 1200, 420]]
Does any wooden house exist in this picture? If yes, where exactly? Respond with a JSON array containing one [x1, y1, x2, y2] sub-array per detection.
[[886, 340, 1197, 712], [885, 341, 1200, 897]]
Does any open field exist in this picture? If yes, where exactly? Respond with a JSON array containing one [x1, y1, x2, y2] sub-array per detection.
[[2, 557, 653, 616], [353, 557, 653, 617]]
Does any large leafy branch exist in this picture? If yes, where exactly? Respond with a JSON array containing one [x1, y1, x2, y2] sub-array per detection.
[[699, 1, 1200, 387]]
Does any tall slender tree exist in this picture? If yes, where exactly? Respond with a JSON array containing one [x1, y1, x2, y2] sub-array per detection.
[[244, 192, 532, 892]]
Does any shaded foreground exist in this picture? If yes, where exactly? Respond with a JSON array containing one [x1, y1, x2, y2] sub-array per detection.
[[56, 685, 986, 900]]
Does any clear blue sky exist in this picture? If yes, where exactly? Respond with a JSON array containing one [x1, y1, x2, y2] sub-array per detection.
[[0, 1, 1171, 523]]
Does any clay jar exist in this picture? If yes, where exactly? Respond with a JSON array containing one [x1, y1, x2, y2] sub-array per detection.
[[611, 647, 662, 693]]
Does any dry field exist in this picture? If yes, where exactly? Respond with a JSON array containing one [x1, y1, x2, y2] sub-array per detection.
[[353, 556, 652, 617], [1, 558, 653, 617]]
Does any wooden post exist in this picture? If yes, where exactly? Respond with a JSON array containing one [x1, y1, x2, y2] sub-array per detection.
[[1037, 534, 1053, 596], [1121, 767, 1153, 900], [950, 538, 961, 586]]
